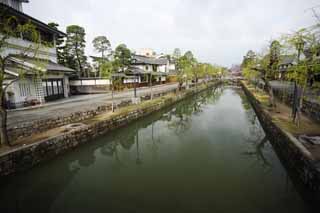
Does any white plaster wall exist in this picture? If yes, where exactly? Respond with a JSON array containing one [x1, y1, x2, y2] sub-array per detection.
[[6, 78, 39, 106], [69, 79, 111, 86], [63, 76, 70, 98], [124, 77, 141, 84], [157, 65, 166, 73]]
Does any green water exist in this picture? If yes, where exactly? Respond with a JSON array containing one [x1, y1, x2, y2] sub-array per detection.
[[0, 87, 312, 212]]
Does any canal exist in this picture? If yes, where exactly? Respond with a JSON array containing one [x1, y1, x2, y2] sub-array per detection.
[[0, 86, 312, 212]]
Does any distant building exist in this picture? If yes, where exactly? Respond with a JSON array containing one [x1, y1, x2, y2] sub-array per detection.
[[1, 1, 75, 108], [230, 64, 242, 76], [278, 55, 296, 79], [127, 54, 169, 85], [135, 48, 157, 57]]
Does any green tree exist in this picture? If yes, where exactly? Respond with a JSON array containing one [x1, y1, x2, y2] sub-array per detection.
[[241, 50, 256, 69], [48, 22, 65, 65], [64, 25, 87, 77], [93, 36, 111, 58], [0, 16, 42, 146], [92, 36, 111, 77], [100, 61, 114, 78], [172, 48, 181, 59], [113, 44, 132, 72], [175, 51, 197, 90], [282, 28, 318, 125]]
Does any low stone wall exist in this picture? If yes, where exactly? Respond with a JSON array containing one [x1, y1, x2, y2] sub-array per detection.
[[8, 87, 180, 142], [8, 103, 117, 142], [273, 89, 320, 123], [242, 82, 320, 207], [0, 82, 218, 178]]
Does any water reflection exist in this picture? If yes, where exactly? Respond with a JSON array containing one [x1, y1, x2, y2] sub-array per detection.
[[100, 85, 225, 163], [168, 87, 223, 134]]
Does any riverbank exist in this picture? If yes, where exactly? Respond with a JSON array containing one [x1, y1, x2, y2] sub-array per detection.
[[0, 81, 220, 178], [241, 80, 320, 207]]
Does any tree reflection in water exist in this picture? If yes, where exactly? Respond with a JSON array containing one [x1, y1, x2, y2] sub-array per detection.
[[168, 86, 223, 134], [240, 90, 272, 170], [98, 85, 224, 166], [135, 125, 142, 165]]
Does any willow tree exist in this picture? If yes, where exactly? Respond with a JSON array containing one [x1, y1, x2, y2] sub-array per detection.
[[283, 28, 318, 126], [0, 16, 41, 146], [176, 51, 197, 90]]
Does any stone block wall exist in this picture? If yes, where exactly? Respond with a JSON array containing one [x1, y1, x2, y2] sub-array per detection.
[[242, 82, 320, 207]]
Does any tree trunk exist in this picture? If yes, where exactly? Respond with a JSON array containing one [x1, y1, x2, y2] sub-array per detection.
[[265, 80, 276, 110], [295, 83, 306, 127], [0, 99, 9, 146], [178, 81, 183, 91]]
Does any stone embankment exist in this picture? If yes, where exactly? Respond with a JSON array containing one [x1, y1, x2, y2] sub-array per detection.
[[0, 82, 219, 178], [241, 81, 320, 206], [8, 87, 177, 142]]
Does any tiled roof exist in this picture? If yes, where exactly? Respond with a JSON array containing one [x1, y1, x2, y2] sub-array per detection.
[[5, 56, 75, 76], [132, 55, 168, 65], [0, 3, 66, 36], [279, 55, 295, 66]]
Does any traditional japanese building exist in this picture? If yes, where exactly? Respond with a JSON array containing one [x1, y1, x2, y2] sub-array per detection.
[[1, 0, 75, 108]]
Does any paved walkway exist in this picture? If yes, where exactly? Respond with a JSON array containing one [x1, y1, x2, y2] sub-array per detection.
[[8, 83, 179, 127]]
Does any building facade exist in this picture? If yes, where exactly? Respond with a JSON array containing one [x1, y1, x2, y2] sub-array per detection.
[[1, 1, 75, 108]]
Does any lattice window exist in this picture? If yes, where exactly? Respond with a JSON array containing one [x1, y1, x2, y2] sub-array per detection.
[[19, 82, 31, 97]]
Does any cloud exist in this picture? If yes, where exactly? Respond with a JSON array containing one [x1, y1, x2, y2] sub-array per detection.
[[24, 0, 319, 67]]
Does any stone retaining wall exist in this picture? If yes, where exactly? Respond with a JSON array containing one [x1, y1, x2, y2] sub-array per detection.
[[0, 82, 218, 178], [8, 88, 180, 142], [242, 82, 320, 207]]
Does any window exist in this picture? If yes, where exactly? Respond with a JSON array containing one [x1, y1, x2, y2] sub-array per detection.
[[42, 79, 64, 101], [42, 82, 47, 97], [47, 81, 53, 96], [19, 82, 31, 97], [58, 81, 63, 94], [145, 66, 149, 71], [53, 81, 58, 94]]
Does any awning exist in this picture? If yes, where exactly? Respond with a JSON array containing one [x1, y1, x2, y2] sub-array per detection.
[[8, 56, 75, 74], [4, 65, 35, 77], [127, 67, 149, 75]]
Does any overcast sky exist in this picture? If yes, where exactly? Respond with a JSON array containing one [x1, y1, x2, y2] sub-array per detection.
[[24, 0, 319, 67]]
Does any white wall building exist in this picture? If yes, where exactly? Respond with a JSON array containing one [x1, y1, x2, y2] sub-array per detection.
[[1, 0, 75, 108], [129, 54, 169, 84]]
